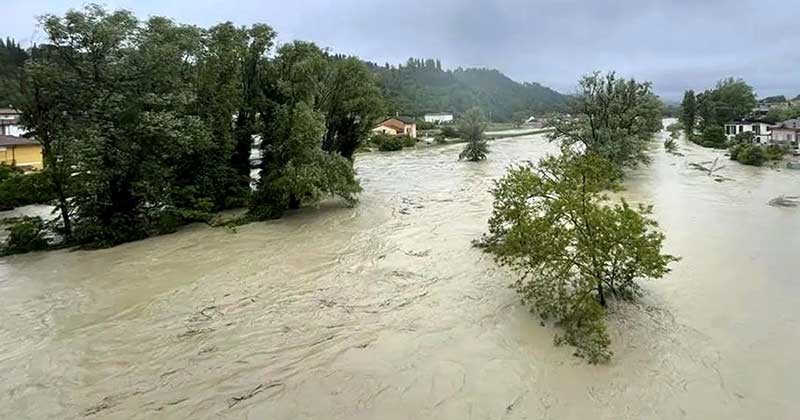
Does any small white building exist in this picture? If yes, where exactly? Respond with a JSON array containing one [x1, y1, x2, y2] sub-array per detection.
[[0, 108, 24, 137], [423, 113, 454, 124], [724, 120, 772, 145]]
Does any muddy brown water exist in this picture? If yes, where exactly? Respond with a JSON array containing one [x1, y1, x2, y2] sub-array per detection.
[[1, 121, 799, 419]]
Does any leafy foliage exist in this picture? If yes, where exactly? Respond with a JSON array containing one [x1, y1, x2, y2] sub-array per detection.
[[695, 124, 727, 149], [1, 217, 50, 256], [679, 90, 697, 137], [0, 170, 55, 210], [729, 143, 766, 166], [250, 42, 364, 220], [478, 153, 677, 363], [17, 5, 377, 249], [458, 108, 489, 161], [0, 38, 28, 107], [549, 72, 663, 169]]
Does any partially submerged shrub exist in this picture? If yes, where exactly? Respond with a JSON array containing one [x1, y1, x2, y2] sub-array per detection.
[[1, 216, 50, 255]]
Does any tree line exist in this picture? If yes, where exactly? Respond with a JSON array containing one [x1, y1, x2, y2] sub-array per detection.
[[14, 5, 383, 248], [366, 59, 566, 122]]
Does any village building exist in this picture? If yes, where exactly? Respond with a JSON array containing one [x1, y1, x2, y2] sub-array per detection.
[[0, 135, 43, 170], [0, 108, 24, 137], [724, 120, 772, 144], [423, 113, 454, 124], [769, 118, 800, 150], [372, 117, 417, 138]]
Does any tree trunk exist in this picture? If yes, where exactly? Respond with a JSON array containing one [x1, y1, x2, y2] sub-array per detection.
[[597, 281, 607, 307]]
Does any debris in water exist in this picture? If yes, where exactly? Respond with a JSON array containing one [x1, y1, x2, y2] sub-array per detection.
[[177, 327, 214, 339], [768, 195, 800, 208], [227, 383, 283, 408], [690, 157, 725, 176]]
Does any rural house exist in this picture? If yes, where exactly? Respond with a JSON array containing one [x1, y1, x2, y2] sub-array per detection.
[[0, 135, 43, 170], [423, 113, 454, 124], [769, 118, 800, 150], [0, 108, 24, 137], [372, 117, 417, 138], [724, 120, 772, 144]]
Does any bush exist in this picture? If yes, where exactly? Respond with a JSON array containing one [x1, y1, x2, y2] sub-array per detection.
[[730, 143, 766, 166], [400, 135, 417, 148], [371, 133, 405, 151], [694, 125, 727, 148], [416, 120, 435, 130], [440, 126, 459, 138], [765, 144, 786, 161], [434, 135, 447, 144], [665, 122, 683, 134], [0, 171, 56, 210], [1, 216, 50, 256]]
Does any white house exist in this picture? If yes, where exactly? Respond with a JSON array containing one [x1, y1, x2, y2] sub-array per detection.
[[423, 113, 454, 124], [0, 108, 24, 137], [724, 120, 772, 145]]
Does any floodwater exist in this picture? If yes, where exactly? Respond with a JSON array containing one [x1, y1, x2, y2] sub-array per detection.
[[1, 121, 799, 419]]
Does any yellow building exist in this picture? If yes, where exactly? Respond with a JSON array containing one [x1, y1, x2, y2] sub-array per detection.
[[0, 135, 43, 171]]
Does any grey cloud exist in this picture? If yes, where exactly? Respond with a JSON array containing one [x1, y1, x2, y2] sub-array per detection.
[[5, 0, 798, 100]]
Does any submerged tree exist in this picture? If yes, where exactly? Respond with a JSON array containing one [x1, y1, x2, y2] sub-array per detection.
[[250, 42, 362, 220], [458, 107, 489, 161], [680, 90, 697, 139], [478, 153, 678, 363], [320, 56, 385, 160], [549, 72, 662, 169]]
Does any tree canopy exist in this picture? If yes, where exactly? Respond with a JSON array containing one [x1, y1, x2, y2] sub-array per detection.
[[479, 152, 677, 363], [549, 72, 663, 169], [17, 5, 381, 248]]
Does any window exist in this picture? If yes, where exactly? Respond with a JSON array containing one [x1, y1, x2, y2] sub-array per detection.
[[738, 125, 744, 133], [753, 125, 760, 134]]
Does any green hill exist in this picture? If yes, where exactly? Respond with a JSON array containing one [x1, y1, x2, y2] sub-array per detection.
[[366, 58, 566, 122]]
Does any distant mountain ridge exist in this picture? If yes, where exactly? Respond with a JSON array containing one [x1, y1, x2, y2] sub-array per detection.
[[365, 58, 566, 122]]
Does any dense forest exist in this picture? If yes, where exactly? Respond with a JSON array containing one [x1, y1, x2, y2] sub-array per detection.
[[0, 38, 28, 107], [366, 58, 567, 121]]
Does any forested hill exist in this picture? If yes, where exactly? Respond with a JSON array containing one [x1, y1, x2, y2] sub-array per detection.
[[366, 58, 566, 121], [0, 38, 28, 107]]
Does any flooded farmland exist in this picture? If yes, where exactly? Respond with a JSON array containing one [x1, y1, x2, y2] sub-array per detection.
[[1, 124, 799, 419]]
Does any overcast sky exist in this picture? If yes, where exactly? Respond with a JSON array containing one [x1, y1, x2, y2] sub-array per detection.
[[4, 0, 798, 100]]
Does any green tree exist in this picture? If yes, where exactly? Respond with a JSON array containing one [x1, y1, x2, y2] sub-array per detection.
[[251, 42, 361, 220], [321, 57, 384, 160], [478, 153, 678, 363], [549, 72, 663, 169], [697, 124, 727, 148], [695, 78, 756, 131], [231, 24, 276, 194], [680, 90, 697, 138], [0, 38, 29, 107], [458, 107, 489, 161]]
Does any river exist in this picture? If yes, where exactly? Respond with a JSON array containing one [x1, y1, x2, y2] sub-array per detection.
[[1, 122, 799, 419]]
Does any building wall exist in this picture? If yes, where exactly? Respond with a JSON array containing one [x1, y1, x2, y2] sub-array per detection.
[[724, 123, 771, 144], [372, 126, 398, 136], [405, 123, 417, 139], [771, 128, 799, 149], [424, 114, 453, 124], [0, 145, 43, 169], [0, 124, 24, 137]]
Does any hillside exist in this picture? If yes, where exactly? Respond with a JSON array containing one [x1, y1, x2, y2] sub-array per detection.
[[366, 58, 566, 122], [0, 38, 28, 108]]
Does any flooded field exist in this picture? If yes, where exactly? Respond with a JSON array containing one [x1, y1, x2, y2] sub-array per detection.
[[1, 124, 799, 419]]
